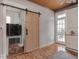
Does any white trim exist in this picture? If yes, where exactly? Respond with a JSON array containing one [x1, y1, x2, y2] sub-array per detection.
[[2, 5, 7, 58], [66, 47, 78, 53]]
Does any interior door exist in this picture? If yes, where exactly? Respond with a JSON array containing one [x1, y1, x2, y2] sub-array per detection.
[[24, 12, 39, 52]]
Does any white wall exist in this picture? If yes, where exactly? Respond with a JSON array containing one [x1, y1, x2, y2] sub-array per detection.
[[3, 0, 55, 48], [66, 7, 78, 51]]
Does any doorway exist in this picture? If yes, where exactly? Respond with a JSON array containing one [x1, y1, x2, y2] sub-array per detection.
[[56, 12, 66, 44], [24, 12, 39, 52], [6, 6, 25, 55]]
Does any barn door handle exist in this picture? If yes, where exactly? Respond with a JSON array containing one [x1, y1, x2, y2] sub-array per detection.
[[26, 28, 28, 35], [0, 27, 2, 29]]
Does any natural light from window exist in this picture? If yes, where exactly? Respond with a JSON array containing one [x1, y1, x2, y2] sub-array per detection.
[[58, 46, 66, 52], [6, 16, 11, 23], [57, 13, 66, 19], [57, 13, 66, 44]]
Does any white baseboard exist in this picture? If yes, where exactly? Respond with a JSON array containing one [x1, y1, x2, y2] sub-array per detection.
[[40, 41, 55, 48], [66, 47, 78, 53]]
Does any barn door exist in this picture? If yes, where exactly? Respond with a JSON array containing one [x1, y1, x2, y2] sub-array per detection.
[[24, 12, 39, 52]]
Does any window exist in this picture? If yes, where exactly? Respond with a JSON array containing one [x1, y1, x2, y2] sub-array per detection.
[[57, 13, 66, 19], [6, 16, 11, 24], [56, 13, 66, 44]]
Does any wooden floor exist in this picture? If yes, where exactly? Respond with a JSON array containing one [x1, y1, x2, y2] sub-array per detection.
[[8, 44, 78, 59]]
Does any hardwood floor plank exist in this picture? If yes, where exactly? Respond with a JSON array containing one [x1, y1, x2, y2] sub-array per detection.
[[8, 44, 78, 59]]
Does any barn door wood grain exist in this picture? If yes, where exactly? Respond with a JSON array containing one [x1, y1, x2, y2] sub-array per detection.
[[24, 12, 39, 52]]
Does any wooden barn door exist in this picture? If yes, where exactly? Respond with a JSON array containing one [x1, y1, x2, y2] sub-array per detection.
[[24, 12, 39, 52]]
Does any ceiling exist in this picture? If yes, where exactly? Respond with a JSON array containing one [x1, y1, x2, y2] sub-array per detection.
[[28, 0, 78, 11]]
